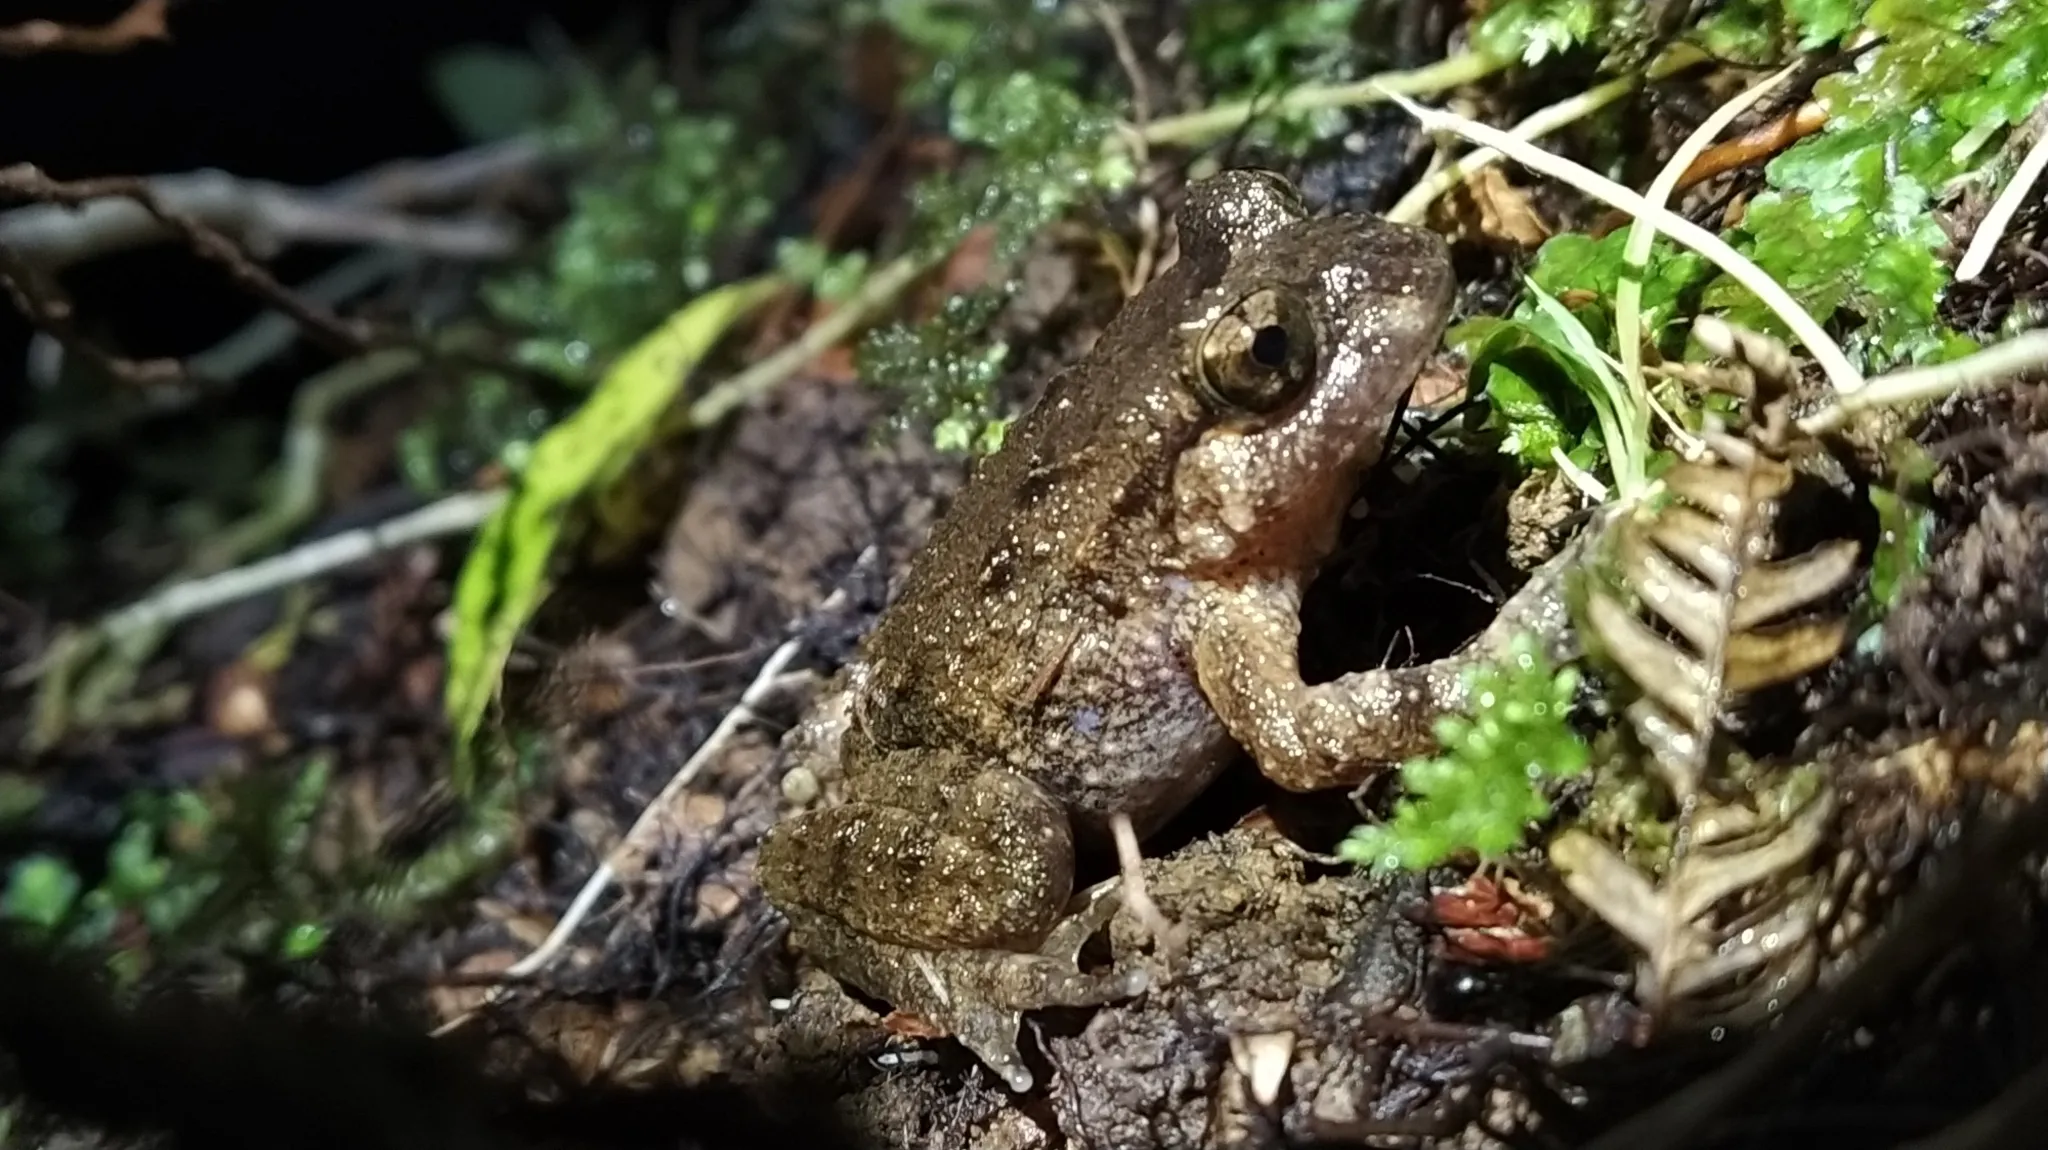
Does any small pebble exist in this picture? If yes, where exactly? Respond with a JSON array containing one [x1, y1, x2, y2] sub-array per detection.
[[782, 765, 821, 805]]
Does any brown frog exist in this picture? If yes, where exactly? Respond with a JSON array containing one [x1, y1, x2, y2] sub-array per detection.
[[757, 170, 1570, 1090]]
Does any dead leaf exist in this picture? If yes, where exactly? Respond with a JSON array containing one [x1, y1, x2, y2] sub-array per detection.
[[1409, 360, 1469, 411], [1454, 166, 1550, 249]]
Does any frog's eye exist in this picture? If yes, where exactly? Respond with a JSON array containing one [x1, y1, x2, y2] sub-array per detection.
[[1194, 288, 1318, 416]]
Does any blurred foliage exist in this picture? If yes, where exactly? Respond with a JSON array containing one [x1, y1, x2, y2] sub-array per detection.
[[480, 66, 792, 384], [396, 372, 554, 494], [2, 762, 333, 983], [851, 1, 1138, 453], [0, 754, 527, 983], [911, 71, 1134, 263]]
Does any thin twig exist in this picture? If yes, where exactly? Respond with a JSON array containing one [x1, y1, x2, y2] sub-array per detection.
[[0, 240, 182, 386], [0, 166, 517, 272], [184, 249, 419, 386], [444, 548, 877, 1026], [1379, 89, 1866, 396], [100, 489, 507, 643], [17, 484, 507, 751], [1088, 0, 1154, 130], [192, 349, 429, 572], [1655, 102, 1827, 207], [1799, 330, 2048, 434], [22, 347, 440, 748], [1618, 63, 1800, 391], [0, 0, 168, 55], [450, 633, 809, 1016], [1130, 51, 1505, 150], [1955, 108, 2048, 283], [320, 135, 548, 208], [1111, 812, 1184, 967], [685, 252, 934, 428], [0, 164, 375, 357], [1386, 76, 1637, 225]]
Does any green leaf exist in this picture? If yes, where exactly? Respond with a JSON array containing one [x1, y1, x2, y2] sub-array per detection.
[[281, 922, 329, 960], [1695, 0, 2048, 371], [104, 821, 166, 902], [1528, 230, 1710, 344], [445, 275, 783, 781], [1482, 362, 1570, 465], [429, 45, 555, 144], [1458, 280, 1652, 497]]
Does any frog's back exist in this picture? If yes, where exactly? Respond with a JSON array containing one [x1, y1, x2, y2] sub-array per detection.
[[850, 280, 1237, 830]]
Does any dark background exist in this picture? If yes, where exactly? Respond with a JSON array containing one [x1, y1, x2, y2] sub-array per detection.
[[0, 0, 666, 415]]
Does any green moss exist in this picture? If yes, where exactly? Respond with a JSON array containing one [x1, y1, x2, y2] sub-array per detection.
[[1340, 633, 1590, 872], [858, 288, 1013, 455], [1703, 0, 2048, 370]]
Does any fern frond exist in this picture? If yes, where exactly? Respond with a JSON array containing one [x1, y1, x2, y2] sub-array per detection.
[[1558, 320, 1860, 1027]]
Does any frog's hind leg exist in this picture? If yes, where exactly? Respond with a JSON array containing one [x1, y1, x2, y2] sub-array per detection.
[[776, 900, 1147, 1093], [759, 761, 1148, 1094], [757, 749, 1077, 952]]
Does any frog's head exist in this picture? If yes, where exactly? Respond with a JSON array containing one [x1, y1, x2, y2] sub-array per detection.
[[1166, 169, 1455, 575]]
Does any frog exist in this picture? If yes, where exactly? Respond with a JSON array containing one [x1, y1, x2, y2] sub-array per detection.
[[756, 169, 1574, 1091]]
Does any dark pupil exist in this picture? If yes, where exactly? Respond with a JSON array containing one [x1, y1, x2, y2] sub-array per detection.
[[1249, 324, 1289, 369]]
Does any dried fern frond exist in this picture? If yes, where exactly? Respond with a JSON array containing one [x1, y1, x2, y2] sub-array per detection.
[[1558, 320, 1861, 1028], [1554, 779, 1833, 1024], [1585, 431, 1859, 798]]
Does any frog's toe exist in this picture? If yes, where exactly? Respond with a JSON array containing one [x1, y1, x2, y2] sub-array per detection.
[[947, 1000, 1035, 1093], [984, 951, 1149, 1010], [944, 958, 1146, 1092], [1040, 875, 1127, 960]]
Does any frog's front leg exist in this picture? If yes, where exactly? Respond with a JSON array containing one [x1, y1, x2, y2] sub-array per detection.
[[756, 749, 1146, 1090], [1191, 544, 1579, 792]]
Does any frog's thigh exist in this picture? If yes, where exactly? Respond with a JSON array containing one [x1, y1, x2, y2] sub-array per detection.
[[1191, 585, 1465, 791], [758, 753, 1075, 951]]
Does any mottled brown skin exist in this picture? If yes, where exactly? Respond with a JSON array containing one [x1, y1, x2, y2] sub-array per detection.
[[757, 171, 1570, 1091]]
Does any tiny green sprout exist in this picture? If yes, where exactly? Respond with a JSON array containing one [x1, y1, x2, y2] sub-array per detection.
[[1867, 485, 1934, 617], [1340, 633, 1589, 873]]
